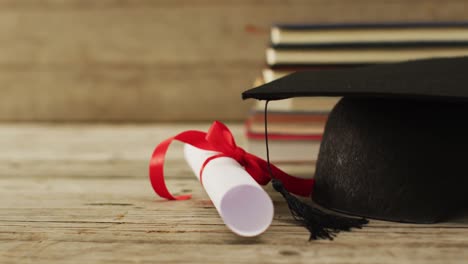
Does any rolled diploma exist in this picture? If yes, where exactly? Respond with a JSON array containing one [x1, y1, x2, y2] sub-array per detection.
[[183, 144, 274, 237]]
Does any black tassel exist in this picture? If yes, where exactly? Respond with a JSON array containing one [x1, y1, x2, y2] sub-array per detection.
[[264, 100, 368, 240], [272, 178, 368, 240]]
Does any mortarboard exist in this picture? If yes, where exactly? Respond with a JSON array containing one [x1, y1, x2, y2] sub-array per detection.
[[242, 57, 468, 233]]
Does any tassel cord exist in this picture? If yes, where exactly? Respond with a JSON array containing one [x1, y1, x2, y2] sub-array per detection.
[[264, 100, 368, 240]]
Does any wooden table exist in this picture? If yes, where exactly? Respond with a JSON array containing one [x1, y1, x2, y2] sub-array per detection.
[[1, 123, 467, 263]]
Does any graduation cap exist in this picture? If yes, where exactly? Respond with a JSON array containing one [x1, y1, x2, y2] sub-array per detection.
[[242, 56, 468, 238]]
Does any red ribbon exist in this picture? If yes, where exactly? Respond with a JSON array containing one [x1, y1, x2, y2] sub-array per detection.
[[149, 121, 315, 200]]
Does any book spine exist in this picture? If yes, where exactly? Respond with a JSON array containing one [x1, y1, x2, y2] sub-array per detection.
[[273, 22, 468, 30]]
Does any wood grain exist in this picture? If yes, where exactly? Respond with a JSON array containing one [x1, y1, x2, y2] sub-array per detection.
[[0, 0, 467, 121], [0, 123, 467, 263], [0, 67, 256, 121]]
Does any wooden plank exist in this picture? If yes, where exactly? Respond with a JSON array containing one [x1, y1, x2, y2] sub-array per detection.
[[0, 123, 243, 161], [0, 177, 468, 263], [0, 123, 241, 179], [1, 123, 468, 263], [0, 67, 256, 121], [0, 0, 465, 66], [0, 123, 310, 178], [1, 177, 467, 228], [1, 241, 466, 264], [0, 0, 466, 121]]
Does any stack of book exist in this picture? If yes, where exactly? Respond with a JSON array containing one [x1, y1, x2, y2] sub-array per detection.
[[245, 22, 468, 176]]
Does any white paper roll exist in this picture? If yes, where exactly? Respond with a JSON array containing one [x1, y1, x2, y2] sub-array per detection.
[[183, 144, 274, 237]]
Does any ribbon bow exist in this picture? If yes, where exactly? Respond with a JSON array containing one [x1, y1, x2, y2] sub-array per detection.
[[149, 121, 315, 200]]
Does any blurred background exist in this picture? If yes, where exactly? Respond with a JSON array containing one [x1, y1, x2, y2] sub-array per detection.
[[0, 0, 466, 123]]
